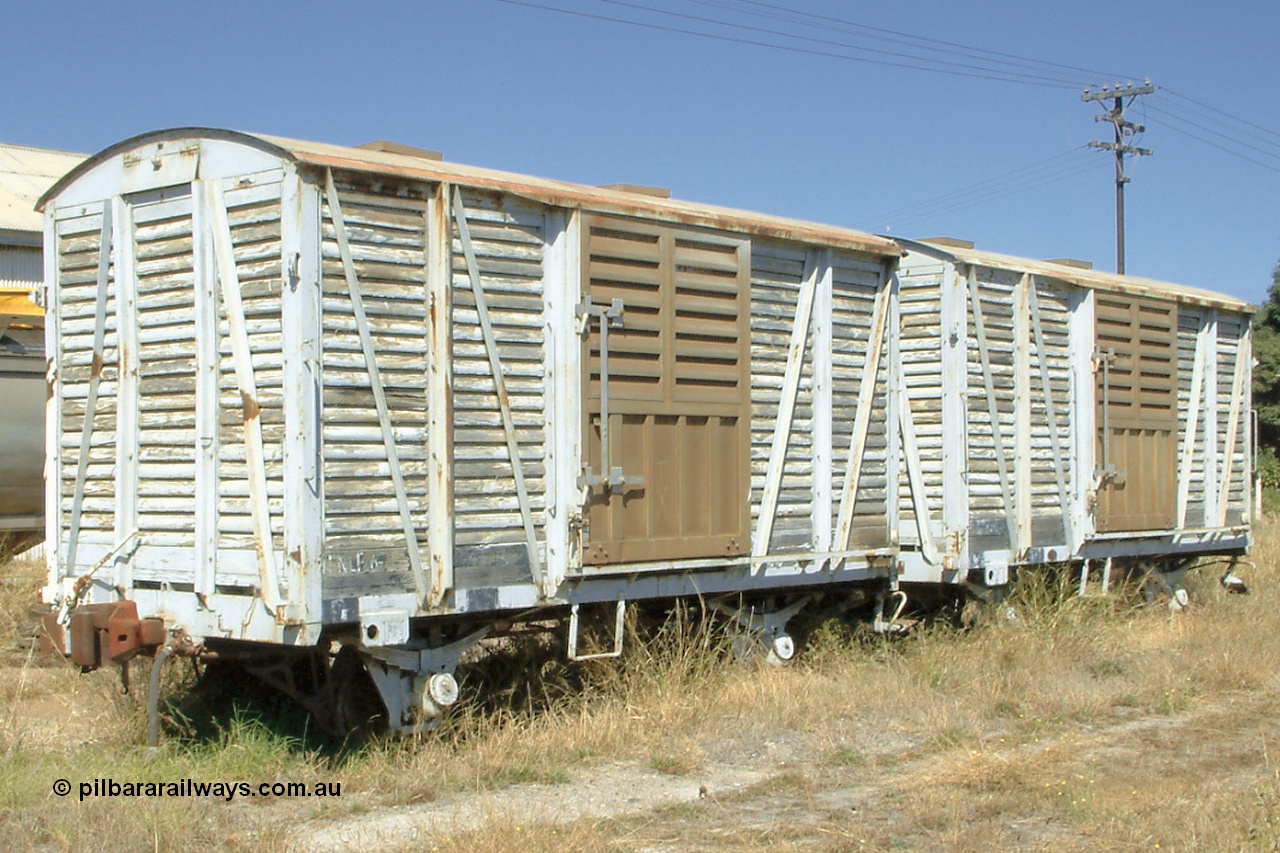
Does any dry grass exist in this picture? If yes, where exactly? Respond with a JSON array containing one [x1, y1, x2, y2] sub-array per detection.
[[3, 525, 1280, 851], [0, 549, 46, 669]]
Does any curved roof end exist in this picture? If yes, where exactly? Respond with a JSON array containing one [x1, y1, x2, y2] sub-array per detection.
[[36, 127, 293, 211]]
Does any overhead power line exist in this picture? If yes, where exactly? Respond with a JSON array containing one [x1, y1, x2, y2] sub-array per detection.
[[1160, 87, 1280, 144], [1145, 109, 1280, 176], [1140, 89, 1280, 175], [698, 0, 1133, 82], [1146, 104, 1280, 167], [861, 147, 1105, 231], [495, 0, 1129, 88]]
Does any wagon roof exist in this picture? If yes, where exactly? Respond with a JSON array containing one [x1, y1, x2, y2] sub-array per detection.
[[40, 127, 902, 259], [900, 237, 1254, 314]]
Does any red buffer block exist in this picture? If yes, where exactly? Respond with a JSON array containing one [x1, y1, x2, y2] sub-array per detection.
[[62, 601, 166, 670]]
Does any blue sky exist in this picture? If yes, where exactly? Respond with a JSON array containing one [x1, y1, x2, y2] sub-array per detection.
[[5, 1, 1278, 304]]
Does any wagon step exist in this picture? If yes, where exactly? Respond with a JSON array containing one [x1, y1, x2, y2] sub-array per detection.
[[567, 600, 627, 661]]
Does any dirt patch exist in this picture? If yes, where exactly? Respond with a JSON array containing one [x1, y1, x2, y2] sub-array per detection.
[[285, 681, 1280, 852], [4, 665, 135, 747], [292, 761, 769, 852]]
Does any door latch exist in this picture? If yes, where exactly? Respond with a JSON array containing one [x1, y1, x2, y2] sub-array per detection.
[[577, 297, 643, 494]]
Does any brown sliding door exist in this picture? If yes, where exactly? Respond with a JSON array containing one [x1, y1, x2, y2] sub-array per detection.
[[1094, 293, 1178, 532], [579, 215, 751, 564]]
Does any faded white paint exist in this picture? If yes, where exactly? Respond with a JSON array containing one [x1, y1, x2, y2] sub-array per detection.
[[39, 130, 1251, 656]]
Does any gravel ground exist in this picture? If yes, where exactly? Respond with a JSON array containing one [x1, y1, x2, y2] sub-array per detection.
[[285, 678, 1280, 852]]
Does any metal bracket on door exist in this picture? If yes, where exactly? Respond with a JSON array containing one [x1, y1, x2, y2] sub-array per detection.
[[1093, 347, 1126, 486], [577, 297, 644, 494]]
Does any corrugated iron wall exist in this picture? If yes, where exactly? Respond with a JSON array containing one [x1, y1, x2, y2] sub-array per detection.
[[0, 245, 41, 290]]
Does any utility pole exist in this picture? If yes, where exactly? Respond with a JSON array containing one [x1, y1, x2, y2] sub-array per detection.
[[1083, 80, 1154, 275]]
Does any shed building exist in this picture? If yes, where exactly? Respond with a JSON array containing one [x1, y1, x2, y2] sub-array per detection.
[[0, 142, 83, 542]]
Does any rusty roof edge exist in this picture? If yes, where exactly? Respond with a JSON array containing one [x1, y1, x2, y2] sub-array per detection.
[[37, 127, 299, 211], [41, 127, 901, 258], [266, 135, 903, 258], [898, 237, 1254, 315]]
